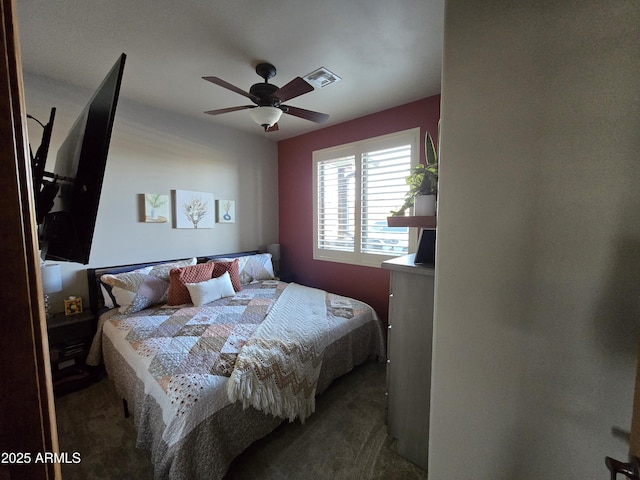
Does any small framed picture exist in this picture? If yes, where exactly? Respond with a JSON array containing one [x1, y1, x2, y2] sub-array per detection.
[[414, 228, 436, 265], [143, 193, 169, 223], [64, 296, 83, 315], [217, 200, 235, 223]]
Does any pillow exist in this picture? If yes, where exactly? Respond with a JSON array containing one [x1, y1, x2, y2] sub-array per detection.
[[167, 263, 216, 306], [100, 258, 196, 314], [209, 259, 242, 292], [217, 253, 275, 285], [100, 282, 116, 309], [186, 271, 236, 306]]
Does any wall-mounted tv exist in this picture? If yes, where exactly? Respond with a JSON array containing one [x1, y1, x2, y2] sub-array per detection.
[[39, 53, 126, 264]]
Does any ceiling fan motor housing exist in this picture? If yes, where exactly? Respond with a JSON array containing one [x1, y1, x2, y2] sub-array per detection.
[[251, 63, 283, 107], [249, 82, 281, 107]]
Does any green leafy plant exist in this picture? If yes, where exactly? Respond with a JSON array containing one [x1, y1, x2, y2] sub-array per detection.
[[391, 130, 438, 216], [145, 194, 167, 209]]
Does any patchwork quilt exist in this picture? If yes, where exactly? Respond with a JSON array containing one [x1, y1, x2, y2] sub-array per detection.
[[93, 280, 381, 447]]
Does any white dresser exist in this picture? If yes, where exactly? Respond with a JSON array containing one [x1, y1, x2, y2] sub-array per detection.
[[382, 254, 435, 471]]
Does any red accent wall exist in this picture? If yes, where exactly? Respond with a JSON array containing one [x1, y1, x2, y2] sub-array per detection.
[[277, 95, 441, 323]]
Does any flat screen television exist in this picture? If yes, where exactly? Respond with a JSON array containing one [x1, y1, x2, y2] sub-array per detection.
[[39, 53, 126, 264]]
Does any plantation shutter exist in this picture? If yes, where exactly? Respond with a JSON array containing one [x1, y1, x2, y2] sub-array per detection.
[[361, 145, 412, 254], [313, 128, 419, 267], [316, 155, 356, 252]]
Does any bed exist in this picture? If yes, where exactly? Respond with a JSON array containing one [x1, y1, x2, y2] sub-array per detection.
[[85, 251, 385, 479]]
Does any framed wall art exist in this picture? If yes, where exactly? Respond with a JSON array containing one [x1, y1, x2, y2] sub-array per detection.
[[216, 199, 235, 223], [173, 190, 214, 229], [142, 193, 169, 223]]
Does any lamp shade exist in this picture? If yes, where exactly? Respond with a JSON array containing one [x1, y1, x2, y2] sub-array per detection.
[[41, 264, 62, 294], [249, 106, 283, 128], [267, 243, 281, 261]]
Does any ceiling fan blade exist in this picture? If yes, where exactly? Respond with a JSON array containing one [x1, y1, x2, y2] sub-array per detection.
[[204, 105, 254, 116], [273, 77, 314, 103], [282, 105, 329, 124], [266, 123, 279, 132], [203, 76, 260, 103]]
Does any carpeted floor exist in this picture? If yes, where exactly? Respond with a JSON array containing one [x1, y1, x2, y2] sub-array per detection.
[[54, 361, 427, 480]]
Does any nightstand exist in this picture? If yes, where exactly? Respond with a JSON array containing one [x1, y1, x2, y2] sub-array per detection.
[[277, 272, 296, 283], [47, 310, 97, 395]]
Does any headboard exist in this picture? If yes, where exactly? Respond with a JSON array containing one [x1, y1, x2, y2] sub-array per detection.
[[86, 250, 260, 314]]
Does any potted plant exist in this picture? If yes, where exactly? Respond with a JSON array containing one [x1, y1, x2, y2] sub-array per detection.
[[391, 130, 438, 216]]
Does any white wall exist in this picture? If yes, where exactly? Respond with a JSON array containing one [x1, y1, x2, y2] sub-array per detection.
[[431, 1, 640, 478], [24, 74, 278, 314]]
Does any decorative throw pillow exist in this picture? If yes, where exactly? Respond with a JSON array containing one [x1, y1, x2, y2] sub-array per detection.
[[218, 253, 275, 285], [186, 272, 236, 306], [100, 258, 196, 314], [100, 282, 117, 309], [208, 259, 242, 292], [167, 262, 216, 306]]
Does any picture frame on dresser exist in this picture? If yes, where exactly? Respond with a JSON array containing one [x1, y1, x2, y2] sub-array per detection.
[[414, 228, 436, 265]]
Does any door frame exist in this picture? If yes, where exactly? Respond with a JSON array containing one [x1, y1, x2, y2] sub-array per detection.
[[0, 0, 60, 478]]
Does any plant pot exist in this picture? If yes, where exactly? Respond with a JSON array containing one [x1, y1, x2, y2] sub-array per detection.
[[414, 195, 436, 216]]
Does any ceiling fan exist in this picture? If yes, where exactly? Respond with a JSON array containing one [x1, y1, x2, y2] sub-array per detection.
[[203, 63, 329, 132]]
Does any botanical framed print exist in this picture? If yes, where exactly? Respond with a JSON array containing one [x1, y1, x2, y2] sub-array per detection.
[[174, 190, 214, 229], [216, 200, 235, 223], [143, 193, 168, 223]]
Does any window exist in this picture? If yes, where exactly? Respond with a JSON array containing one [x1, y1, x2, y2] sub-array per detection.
[[313, 128, 419, 267]]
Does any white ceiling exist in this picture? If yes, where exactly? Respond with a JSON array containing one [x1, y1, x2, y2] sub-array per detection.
[[16, 0, 443, 141]]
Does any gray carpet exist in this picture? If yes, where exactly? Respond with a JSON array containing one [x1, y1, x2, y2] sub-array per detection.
[[54, 361, 427, 480]]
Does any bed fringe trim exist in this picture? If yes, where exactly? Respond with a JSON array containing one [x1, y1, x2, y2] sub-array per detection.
[[227, 283, 327, 423]]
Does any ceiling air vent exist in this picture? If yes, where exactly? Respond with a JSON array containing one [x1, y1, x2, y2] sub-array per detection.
[[303, 67, 341, 89]]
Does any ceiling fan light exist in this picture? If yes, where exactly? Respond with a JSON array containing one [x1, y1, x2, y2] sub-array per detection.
[[249, 106, 283, 128]]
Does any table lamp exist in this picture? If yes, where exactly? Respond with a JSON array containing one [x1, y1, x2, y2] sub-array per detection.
[[41, 264, 62, 318], [267, 243, 281, 276]]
